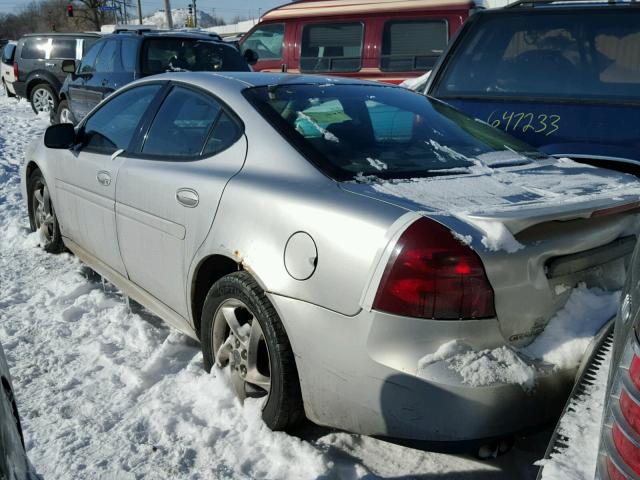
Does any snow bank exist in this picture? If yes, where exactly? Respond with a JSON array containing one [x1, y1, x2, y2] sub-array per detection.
[[536, 340, 612, 480], [0, 94, 537, 478], [417, 285, 618, 390]]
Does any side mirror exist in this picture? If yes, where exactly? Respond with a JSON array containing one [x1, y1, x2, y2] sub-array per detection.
[[243, 48, 259, 66], [62, 59, 76, 74], [44, 123, 75, 149]]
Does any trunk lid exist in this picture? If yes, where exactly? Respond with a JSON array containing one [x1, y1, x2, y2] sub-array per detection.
[[341, 157, 640, 347]]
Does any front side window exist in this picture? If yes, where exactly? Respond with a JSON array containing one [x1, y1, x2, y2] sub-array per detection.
[[50, 39, 76, 59], [241, 24, 285, 60], [141, 38, 250, 75], [94, 39, 118, 73], [434, 11, 640, 102], [142, 87, 229, 157], [245, 84, 542, 181], [300, 23, 363, 73], [381, 20, 448, 72], [121, 37, 138, 72], [83, 84, 162, 154], [78, 41, 103, 74]]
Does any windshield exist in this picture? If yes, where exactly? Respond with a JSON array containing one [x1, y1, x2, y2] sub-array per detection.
[[433, 10, 640, 103], [142, 38, 250, 75], [244, 84, 544, 181]]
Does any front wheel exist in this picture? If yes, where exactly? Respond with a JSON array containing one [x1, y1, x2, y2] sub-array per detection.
[[28, 169, 64, 253], [56, 99, 75, 125], [201, 271, 304, 431]]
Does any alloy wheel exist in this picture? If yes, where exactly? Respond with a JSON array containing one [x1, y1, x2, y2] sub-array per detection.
[[32, 181, 55, 242], [32, 88, 54, 113], [212, 298, 272, 401]]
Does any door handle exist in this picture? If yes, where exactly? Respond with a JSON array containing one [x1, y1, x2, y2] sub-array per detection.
[[176, 188, 199, 208], [97, 171, 111, 186]]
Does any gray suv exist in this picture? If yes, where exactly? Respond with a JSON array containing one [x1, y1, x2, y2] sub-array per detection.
[[12, 33, 99, 114]]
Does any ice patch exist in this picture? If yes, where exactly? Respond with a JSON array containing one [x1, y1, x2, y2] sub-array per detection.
[[366, 157, 388, 171], [452, 231, 473, 246], [468, 218, 524, 253]]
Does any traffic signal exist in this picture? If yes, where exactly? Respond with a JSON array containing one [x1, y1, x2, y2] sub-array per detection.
[[67, 4, 73, 17], [188, 4, 192, 15]]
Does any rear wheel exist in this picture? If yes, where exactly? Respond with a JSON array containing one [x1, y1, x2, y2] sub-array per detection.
[[201, 271, 304, 431], [29, 83, 57, 114], [28, 169, 64, 253]]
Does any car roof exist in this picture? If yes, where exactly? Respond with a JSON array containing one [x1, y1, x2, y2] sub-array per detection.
[[135, 71, 397, 91], [106, 30, 225, 42], [21, 32, 100, 38], [503, 0, 640, 9]]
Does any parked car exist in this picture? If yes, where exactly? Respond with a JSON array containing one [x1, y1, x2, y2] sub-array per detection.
[[239, 0, 477, 84], [423, 1, 640, 175], [12, 33, 99, 114], [21, 73, 640, 448], [56, 29, 253, 125], [1, 41, 17, 97], [0, 342, 34, 480]]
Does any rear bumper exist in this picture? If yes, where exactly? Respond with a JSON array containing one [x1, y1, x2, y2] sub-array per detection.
[[13, 80, 26, 98], [269, 293, 574, 443]]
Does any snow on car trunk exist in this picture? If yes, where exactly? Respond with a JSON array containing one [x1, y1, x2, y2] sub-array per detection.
[[341, 156, 639, 350], [0, 96, 546, 478]]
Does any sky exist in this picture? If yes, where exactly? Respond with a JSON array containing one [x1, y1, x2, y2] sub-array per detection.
[[0, 0, 286, 23]]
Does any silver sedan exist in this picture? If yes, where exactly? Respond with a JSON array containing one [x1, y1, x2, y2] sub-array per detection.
[[20, 72, 640, 446]]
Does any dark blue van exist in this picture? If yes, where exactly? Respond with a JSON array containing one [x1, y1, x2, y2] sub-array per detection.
[[424, 1, 640, 175]]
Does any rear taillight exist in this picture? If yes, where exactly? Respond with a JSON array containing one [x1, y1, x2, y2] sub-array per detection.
[[373, 217, 495, 320], [13, 61, 18, 79], [600, 343, 640, 479]]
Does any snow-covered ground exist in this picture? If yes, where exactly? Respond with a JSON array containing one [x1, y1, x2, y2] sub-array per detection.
[[0, 93, 553, 479]]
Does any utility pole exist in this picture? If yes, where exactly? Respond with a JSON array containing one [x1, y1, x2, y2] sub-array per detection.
[[136, 0, 142, 24], [164, 0, 173, 29], [193, 0, 197, 27]]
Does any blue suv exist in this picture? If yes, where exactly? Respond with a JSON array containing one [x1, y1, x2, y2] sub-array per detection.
[[56, 28, 253, 125], [424, 1, 640, 175]]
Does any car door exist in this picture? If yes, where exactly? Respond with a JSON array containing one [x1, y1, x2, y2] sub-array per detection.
[[115, 84, 247, 318], [53, 83, 164, 277], [68, 40, 104, 120], [84, 38, 118, 113]]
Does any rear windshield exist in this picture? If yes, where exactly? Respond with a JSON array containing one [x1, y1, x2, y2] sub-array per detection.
[[244, 84, 543, 181], [141, 38, 250, 75], [434, 10, 640, 103]]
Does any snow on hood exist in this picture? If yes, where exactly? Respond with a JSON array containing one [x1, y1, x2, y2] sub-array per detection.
[[417, 285, 618, 390], [342, 156, 640, 252]]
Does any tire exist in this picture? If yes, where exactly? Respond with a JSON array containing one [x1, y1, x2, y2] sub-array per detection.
[[201, 271, 304, 431], [56, 99, 75, 125], [29, 83, 58, 115], [28, 169, 64, 254]]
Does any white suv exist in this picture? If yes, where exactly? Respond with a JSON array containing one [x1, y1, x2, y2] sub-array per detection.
[[1, 41, 17, 97]]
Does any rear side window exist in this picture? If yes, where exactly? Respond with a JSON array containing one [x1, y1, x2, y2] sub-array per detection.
[[300, 23, 363, 73], [241, 24, 285, 60], [2, 44, 15, 64], [203, 112, 241, 155], [434, 11, 640, 102], [142, 87, 225, 157], [95, 39, 118, 73], [79, 41, 103, 74], [381, 20, 448, 72], [50, 39, 76, 59], [20, 38, 49, 60], [83, 84, 161, 154], [141, 38, 250, 75]]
